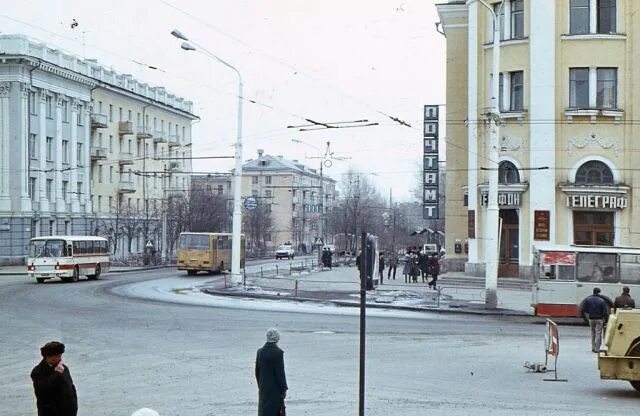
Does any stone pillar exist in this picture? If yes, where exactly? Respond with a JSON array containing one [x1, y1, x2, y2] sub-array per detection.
[[38, 90, 49, 212], [84, 104, 92, 214], [55, 95, 65, 213], [0, 82, 11, 211], [19, 83, 32, 211], [70, 99, 79, 212]]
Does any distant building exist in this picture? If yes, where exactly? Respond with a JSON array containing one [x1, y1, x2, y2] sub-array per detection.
[[0, 34, 197, 263], [238, 150, 337, 251]]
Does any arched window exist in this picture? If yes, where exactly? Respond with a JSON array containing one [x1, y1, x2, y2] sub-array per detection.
[[575, 161, 613, 184], [498, 161, 520, 184]]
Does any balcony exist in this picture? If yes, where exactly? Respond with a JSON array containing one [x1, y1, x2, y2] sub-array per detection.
[[136, 125, 152, 139], [168, 134, 180, 147], [91, 114, 108, 128], [118, 181, 137, 193], [153, 130, 167, 144], [118, 121, 134, 135], [118, 152, 134, 165], [90, 147, 107, 160]]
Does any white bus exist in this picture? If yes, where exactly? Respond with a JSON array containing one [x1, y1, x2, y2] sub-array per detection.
[[27, 236, 111, 283], [532, 245, 640, 317]]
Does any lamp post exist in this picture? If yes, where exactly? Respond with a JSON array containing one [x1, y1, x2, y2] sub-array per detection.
[[171, 29, 244, 284], [467, 0, 503, 308]]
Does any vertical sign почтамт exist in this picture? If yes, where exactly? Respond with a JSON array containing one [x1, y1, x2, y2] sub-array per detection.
[[423, 105, 439, 219]]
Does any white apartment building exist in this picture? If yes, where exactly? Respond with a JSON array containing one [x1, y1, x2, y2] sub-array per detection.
[[0, 35, 197, 263]]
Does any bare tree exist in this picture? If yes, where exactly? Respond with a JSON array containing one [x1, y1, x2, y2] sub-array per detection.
[[242, 202, 273, 253]]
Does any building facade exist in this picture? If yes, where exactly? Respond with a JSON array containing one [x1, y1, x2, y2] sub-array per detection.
[[437, 0, 637, 277], [240, 150, 337, 252], [0, 35, 196, 264]]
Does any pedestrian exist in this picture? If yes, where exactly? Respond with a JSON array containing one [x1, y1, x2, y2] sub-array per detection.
[[402, 250, 412, 283], [256, 328, 288, 416], [378, 252, 385, 284], [327, 249, 333, 270], [410, 251, 420, 283], [582, 288, 610, 353], [31, 341, 78, 416], [321, 248, 329, 269], [418, 249, 429, 283], [387, 250, 398, 280], [427, 253, 440, 290], [614, 286, 636, 309]]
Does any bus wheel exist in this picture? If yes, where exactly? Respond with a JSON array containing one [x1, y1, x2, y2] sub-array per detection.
[[628, 341, 640, 392], [88, 265, 101, 280], [36, 278, 45, 284], [187, 270, 197, 276], [71, 266, 80, 283]]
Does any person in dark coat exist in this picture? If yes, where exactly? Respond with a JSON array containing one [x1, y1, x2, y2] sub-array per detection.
[[614, 286, 636, 310], [255, 328, 288, 416], [427, 253, 440, 290], [30, 341, 78, 416], [582, 288, 610, 353], [378, 252, 385, 284], [418, 250, 429, 283]]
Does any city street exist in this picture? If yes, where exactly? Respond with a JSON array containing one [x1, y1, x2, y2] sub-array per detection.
[[1, 268, 638, 416]]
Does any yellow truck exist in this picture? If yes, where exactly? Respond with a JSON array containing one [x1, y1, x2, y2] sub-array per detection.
[[598, 308, 640, 392]]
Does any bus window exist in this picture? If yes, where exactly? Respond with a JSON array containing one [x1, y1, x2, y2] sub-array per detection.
[[217, 236, 229, 250], [179, 234, 210, 250], [620, 254, 640, 285], [543, 264, 575, 281], [577, 252, 618, 283]]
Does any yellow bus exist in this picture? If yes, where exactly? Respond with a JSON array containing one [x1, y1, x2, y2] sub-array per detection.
[[177, 232, 245, 276]]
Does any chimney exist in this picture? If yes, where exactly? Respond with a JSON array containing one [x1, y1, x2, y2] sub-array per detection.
[[257, 149, 264, 157]]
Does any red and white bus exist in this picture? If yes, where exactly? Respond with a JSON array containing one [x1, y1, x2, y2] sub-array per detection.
[[27, 236, 111, 283], [532, 245, 640, 317]]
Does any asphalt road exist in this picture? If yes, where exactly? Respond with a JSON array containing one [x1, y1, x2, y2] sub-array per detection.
[[1, 268, 638, 416]]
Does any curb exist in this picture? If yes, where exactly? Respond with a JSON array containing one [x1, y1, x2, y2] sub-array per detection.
[[201, 288, 533, 317]]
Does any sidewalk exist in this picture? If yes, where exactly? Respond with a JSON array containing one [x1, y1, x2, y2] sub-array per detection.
[[203, 264, 536, 316]]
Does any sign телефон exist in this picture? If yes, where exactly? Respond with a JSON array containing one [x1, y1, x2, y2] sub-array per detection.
[[423, 105, 439, 219]]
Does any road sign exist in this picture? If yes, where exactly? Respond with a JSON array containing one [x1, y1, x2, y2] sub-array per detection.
[[314, 237, 324, 246], [243, 196, 258, 210]]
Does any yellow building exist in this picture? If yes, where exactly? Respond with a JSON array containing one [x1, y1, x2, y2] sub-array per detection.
[[437, 0, 636, 277]]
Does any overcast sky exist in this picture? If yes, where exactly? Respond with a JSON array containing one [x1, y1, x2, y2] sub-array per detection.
[[0, 0, 446, 202]]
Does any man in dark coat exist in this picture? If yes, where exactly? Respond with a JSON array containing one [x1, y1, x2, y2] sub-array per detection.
[[582, 288, 610, 353], [31, 341, 78, 416], [255, 328, 288, 416], [427, 253, 440, 290], [614, 286, 636, 310]]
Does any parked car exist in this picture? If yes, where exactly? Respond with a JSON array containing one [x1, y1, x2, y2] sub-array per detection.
[[275, 245, 295, 260]]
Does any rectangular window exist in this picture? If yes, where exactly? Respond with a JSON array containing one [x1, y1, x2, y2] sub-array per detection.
[[511, 0, 524, 39], [29, 178, 36, 200], [265, 190, 272, 198], [252, 176, 258, 184], [62, 140, 69, 164], [77, 105, 83, 125], [109, 135, 114, 153], [97, 195, 102, 211], [493, 3, 506, 40], [128, 110, 132, 121], [29, 134, 37, 159], [570, 0, 590, 34], [109, 196, 113, 211], [46, 137, 53, 161], [45, 96, 52, 118], [109, 104, 113, 122], [62, 101, 69, 122], [62, 181, 68, 201], [569, 68, 590, 108], [265, 176, 272, 184], [597, 68, 617, 108], [49, 220, 55, 236], [510, 71, 524, 111], [498, 73, 505, 111], [77, 182, 82, 197], [597, 0, 616, 34], [119, 107, 123, 122], [98, 165, 103, 183], [218, 185, 224, 195], [46, 179, 53, 201], [77, 143, 83, 166], [110, 166, 114, 183], [29, 92, 37, 115]]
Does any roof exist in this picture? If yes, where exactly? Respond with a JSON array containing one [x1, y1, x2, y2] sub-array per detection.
[[242, 154, 336, 183], [29, 236, 108, 242]]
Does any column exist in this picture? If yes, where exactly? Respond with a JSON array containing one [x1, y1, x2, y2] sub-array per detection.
[[38, 90, 49, 212], [0, 82, 11, 211], [467, 3, 479, 264], [84, 104, 92, 214], [19, 83, 32, 211], [70, 99, 79, 212], [55, 95, 65, 213]]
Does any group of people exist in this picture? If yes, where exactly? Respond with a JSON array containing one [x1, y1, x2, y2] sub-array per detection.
[[582, 286, 636, 353], [397, 248, 440, 289], [321, 247, 333, 270], [31, 329, 289, 416]]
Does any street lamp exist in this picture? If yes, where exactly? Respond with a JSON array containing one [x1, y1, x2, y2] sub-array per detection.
[[171, 29, 244, 284], [467, 0, 504, 308]]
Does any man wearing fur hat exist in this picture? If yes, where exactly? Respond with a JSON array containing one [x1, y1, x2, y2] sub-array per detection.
[[255, 328, 288, 416], [30, 341, 78, 416]]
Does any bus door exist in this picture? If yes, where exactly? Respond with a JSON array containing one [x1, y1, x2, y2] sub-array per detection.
[[534, 251, 579, 316]]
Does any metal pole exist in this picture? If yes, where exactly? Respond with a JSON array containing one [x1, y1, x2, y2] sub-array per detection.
[[484, 0, 503, 309], [230, 72, 244, 285], [359, 232, 367, 416], [317, 160, 324, 267]]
